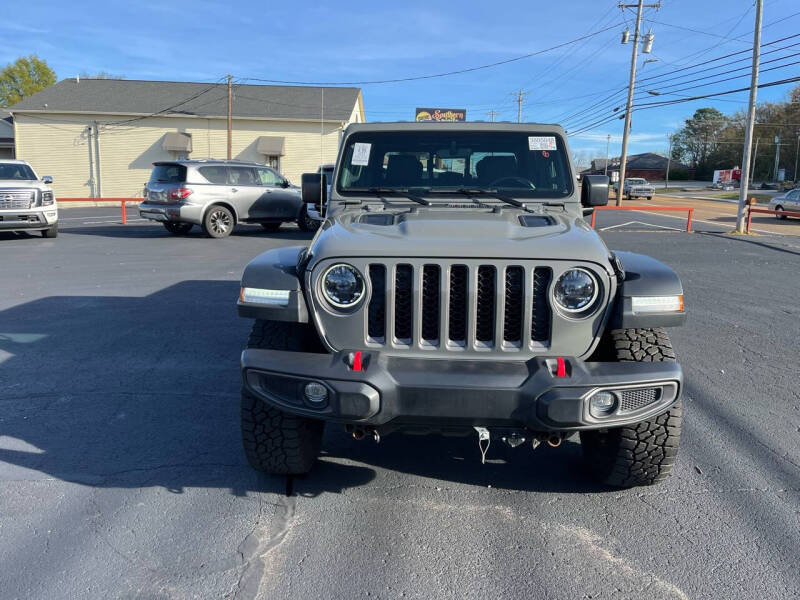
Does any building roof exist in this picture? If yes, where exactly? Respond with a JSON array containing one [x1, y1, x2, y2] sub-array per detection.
[[595, 152, 686, 171], [9, 78, 363, 122]]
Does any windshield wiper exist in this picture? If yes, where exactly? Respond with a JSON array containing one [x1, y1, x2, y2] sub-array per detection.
[[347, 187, 430, 206], [449, 187, 532, 211]]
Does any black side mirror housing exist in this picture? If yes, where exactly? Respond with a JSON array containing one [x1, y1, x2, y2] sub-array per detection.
[[581, 175, 610, 207], [281, 179, 290, 188], [301, 173, 327, 212]]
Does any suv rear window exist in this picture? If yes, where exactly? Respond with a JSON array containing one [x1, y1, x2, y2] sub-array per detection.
[[149, 164, 186, 184], [198, 166, 229, 184]]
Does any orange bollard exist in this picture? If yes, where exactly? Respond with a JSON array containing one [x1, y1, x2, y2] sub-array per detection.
[[686, 208, 693, 232], [121, 200, 127, 224]]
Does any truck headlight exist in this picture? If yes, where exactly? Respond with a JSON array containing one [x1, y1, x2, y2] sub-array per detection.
[[553, 268, 598, 313], [41, 191, 54, 206], [322, 263, 364, 308]]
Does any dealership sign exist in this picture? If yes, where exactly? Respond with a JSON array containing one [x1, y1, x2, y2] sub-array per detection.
[[415, 108, 466, 122]]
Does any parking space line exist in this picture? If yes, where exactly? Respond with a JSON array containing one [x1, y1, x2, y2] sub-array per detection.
[[625, 207, 785, 236], [600, 220, 682, 232]]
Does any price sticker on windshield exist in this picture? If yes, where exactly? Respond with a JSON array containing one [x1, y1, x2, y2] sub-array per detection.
[[351, 143, 372, 166], [528, 136, 557, 151]]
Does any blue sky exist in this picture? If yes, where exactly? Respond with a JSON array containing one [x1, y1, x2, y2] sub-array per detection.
[[2, 0, 799, 163]]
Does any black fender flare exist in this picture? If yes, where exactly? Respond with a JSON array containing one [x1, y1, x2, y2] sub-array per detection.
[[237, 245, 309, 322], [609, 251, 686, 329]]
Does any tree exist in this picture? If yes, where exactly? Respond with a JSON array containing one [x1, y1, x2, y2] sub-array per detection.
[[671, 108, 728, 178], [0, 55, 57, 107], [78, 71, 125, 80]]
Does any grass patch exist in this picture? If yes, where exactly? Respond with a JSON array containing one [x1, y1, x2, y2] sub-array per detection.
[[713, 193, 772, 203]]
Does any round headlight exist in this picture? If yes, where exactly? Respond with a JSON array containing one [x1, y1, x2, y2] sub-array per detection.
[[553, 268, 598, 313], [322, 263, 365, 308]]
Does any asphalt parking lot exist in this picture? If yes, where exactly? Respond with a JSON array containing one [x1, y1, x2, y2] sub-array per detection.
[[1, 208, 798, 599]]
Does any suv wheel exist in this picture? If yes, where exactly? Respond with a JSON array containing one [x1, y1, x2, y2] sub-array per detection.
[[775, 205, 786, 220], [203, 205, 234, 238], [297, 205, 320, 232], [241, 320, 326, 475], [41, 224, 58, 238], [580, 328, 682, 487], [163, 222, 193, 235]]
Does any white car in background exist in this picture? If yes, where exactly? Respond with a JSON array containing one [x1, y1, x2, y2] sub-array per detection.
[[768, 188, 800, 220], [0, 160, 58, 238]]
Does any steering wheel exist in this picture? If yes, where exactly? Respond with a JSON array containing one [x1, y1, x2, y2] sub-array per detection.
[[489, 176, 536, 189]]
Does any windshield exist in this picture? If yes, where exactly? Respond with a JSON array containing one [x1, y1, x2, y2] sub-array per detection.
[[336, 130, 573, 198], [0, 163, 37, 180], [628, 179, 647, 185]]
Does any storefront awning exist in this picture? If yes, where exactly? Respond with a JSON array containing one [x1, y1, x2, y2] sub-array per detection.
[[162, 132, 192, 153], [256, 136, 285, 156]]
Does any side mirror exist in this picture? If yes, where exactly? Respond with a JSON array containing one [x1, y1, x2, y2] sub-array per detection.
[[281, 178, 290, 188], [581, 175, 609, 207], [301, 172, 327, 212], [42, 175, 53, 184]]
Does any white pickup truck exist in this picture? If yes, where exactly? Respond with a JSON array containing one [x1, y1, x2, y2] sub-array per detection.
[[0, 159, 58, 238], [614, 178, 656, 200]]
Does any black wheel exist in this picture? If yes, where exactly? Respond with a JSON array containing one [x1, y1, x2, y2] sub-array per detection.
[[580, 328, 682, 487], [775, 205, 786, 220], [203, 205, 234, 238], [646, 196, 653, 200], [42, 224, 58, 238], [241, 320, 326, 475], [163, 222, 193, 235], [297, 205, 320, 232], [260, 222, 282, 232]]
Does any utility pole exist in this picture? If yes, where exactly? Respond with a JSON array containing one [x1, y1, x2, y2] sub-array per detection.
[[605, 134, 611, 176], [93, 120, 102, 198], [514, 90, 528, 123], [86, 125, 95, 198], [227, 74, 233, 160], [617, 0, 660, 206], [794, 133, 799, 182], [665, 133, 672, 190], [773, 135, 781, 181], [735, 0, 763, 233], [487, 110, 498, 123], [750, 137, 760, 181]]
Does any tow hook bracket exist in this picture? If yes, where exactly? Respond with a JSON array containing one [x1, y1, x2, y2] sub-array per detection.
[[473, 426, 491, 464]]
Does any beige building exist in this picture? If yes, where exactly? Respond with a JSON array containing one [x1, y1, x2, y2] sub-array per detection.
[[10, 79, 365, 197]]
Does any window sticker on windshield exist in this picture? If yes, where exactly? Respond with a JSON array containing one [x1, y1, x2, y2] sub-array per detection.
[[351, 143, 372, 166], [528, 136, 557, 151]]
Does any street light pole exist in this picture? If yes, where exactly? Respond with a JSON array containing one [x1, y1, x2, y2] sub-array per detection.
[[665, 133, 672, 190], [605, 134, 610, 176], [794, 134, 800, 182], [736, 0, 763, 233], [616, 0, 660, 206]]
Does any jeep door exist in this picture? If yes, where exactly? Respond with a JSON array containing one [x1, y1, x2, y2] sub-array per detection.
[[249, 167, 303, 221], [226, 166, 264, 220]]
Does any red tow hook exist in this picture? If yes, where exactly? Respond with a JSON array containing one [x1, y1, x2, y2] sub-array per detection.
[[352, 351, 363, 372], [556, 357, 567, 378]]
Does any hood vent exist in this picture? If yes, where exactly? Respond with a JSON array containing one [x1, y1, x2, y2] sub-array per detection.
[[359, 213, 396, 226], [519, 215, 555, 228]]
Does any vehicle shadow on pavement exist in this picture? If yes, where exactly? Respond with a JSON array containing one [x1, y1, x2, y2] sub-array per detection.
[[305, 429, 611, 495], [699, 231, 800, 257], [0, 280, 361, 498]]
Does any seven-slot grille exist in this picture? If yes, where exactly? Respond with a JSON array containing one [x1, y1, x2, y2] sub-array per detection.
[[0, 190, 35, 210], [366, 262, 552, 351]]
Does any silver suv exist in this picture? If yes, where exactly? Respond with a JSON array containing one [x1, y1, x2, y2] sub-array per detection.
[[0, 160, 58, 238], [139, 159, 312, 238]]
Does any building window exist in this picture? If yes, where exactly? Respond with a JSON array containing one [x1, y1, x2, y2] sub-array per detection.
[[265, 155, 280, 170]]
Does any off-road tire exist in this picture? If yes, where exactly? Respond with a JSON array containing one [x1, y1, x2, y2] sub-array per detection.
[[775, 205, 786, 220], [163, 222, 193, 235], [203, 205, 234, 238], [260, 222, 282, 232], [42, 224, 58, 238], [297, 206, 320, 232], [241, 320, 325, 474], [581, 328, 682, 487]]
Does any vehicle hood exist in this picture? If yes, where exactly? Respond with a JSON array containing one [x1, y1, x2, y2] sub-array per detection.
[[309, 208, 612, 267], [0, 179, 45, 189]]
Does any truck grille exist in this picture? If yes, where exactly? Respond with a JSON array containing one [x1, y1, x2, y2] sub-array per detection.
[[0, 190, 35, 210], [365, 261, 552, 351]]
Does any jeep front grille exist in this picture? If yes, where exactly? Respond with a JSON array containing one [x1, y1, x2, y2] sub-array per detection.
[[365, 261, 552, 351], [0, 190, 35, 210]]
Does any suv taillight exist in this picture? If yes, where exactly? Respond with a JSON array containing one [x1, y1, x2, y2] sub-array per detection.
[[169, 188, 192, 200]]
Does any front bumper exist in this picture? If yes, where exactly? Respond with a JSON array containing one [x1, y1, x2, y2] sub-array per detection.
[[0, 208, 58, 231], [241, 349, 682, 432]]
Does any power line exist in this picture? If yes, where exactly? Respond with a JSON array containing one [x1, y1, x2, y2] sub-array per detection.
[[237, 23, 622, 86]]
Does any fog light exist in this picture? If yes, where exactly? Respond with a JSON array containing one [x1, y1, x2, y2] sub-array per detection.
[[589, 391, 617, 418], [304, 382, 328, 404]]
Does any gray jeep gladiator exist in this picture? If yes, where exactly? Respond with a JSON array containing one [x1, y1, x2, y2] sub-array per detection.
[[237, 122, 685, 488]]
